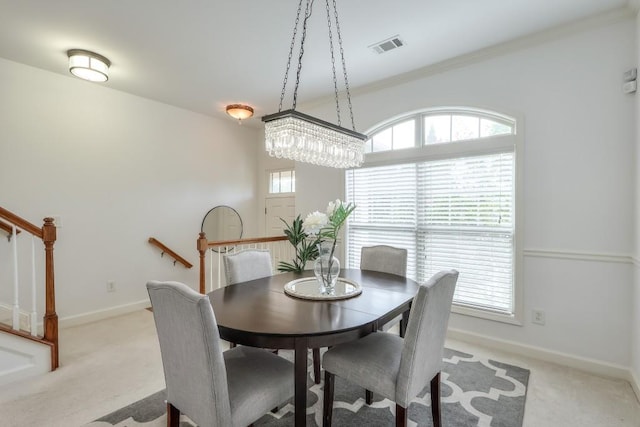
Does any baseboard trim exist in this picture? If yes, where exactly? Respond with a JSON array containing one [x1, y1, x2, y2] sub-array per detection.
[[448, 328, 632, 383], [59, 299, 151, 329], [631, 367, 640, 403]]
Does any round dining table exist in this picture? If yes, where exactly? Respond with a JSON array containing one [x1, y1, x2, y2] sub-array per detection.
[[207, 269, 420, 427]]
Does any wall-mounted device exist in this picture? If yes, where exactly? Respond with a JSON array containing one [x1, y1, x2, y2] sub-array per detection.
[[623, 68, 637, 94]]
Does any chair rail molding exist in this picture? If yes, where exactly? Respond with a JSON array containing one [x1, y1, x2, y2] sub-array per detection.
[[523, 248, 632, 264]]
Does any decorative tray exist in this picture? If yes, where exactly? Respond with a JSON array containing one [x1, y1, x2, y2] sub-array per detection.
[[284, 277, 362, 301]]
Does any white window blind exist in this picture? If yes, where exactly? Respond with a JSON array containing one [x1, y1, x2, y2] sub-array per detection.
[[346, 163, 418, 278], [418, 152, 514, 313], [346, 151, 515, 315]]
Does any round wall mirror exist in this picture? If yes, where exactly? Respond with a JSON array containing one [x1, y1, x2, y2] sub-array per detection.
[[201, 206, 243, 251]]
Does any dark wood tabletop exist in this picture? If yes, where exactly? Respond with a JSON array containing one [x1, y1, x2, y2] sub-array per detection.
[[208, 269, 420, 427]]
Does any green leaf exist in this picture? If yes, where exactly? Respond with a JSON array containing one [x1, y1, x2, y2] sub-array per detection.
[[278, 215, 318, 273], [278, 204, 354, 274], [277, 261, 300, 273]]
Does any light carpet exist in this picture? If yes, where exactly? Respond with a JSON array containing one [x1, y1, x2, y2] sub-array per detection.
[[86, 348, 529, 427]]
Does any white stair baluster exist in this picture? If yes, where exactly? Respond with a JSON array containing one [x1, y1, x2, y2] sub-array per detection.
[[209, 248, 214, 290], [30, 235, 38, 336], [216, 248, 221, 289], [11, 225, 20, 331]]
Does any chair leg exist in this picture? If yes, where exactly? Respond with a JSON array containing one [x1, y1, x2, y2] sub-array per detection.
[[365, 389, 373, 405], [313, 348, 321, 384], [395, 404, 407, 427], [400, 307, 411, 338], [167, 402, 180, 427], [323, 371, 335, 427], [430, 372, 442, 427]]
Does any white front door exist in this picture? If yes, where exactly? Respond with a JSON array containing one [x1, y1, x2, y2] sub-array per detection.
[[265, 196, 296, 236]]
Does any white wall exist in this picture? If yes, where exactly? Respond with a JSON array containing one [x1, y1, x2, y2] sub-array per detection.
[[632, 8, 640, 397], [257, 127, 295, 236], [0, 57, 261, 322], [297, 16, 636, 367]]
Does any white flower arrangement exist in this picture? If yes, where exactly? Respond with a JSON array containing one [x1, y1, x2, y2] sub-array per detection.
[[302, 211, 329, 236], [303, 199, 355, 240], [302, 199, 356, 289]]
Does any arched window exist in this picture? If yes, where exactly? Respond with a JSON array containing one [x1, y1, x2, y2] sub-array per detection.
[[365, 108, 515, 153], [346, 107, 521, 323]]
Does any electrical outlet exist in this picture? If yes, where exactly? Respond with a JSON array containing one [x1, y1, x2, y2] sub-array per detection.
[[532, 309, 545, 325], [107, 281, 116, 292], [623, 80, 637, 94], [624, 68, 637, 82]]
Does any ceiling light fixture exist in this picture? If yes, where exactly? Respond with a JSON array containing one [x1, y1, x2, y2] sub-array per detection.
[[262, 0, 366, 169], [226, 104, 254, 122], [67, 49, 110, 82]]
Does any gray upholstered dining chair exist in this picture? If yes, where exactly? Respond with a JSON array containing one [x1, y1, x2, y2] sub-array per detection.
[[360, 245, 408, 335], [360, 245, 407, 277], [223, 248, 273, 285], [223, 249, 273, 350], [147, 280, 294, 427], [223, 248, 322, 383], [322, 270, 459, 427]]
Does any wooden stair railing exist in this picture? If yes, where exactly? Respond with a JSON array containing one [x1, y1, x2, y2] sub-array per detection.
[[148, 237, 193, 268], [0, 221, 21, 240], [197, 233, 289, 294], [0, 207, 58, 370]]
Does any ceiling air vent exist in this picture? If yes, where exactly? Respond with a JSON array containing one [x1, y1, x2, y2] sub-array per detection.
[[370, 35, 404, 54]]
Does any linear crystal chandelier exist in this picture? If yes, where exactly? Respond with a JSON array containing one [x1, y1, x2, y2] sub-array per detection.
[[262, 0, 366, 169]]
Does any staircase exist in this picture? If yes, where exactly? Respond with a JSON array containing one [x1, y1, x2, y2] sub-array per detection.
[[0, 207, 58, 386], [0, 329, 51, 386]]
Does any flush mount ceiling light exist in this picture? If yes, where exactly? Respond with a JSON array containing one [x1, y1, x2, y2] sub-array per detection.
[[226, 104, 254, 122], [67, 49, 110, 82], [262, 0, 366, 169]]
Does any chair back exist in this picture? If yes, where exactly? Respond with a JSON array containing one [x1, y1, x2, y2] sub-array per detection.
[[360, 245, 408, 277], [396, 270, 458, 407], [223, 248, 273, 285], [147, 281, 232, 427]]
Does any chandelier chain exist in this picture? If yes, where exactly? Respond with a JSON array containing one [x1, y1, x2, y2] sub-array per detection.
[[332, 0, 356, 131], [325, 0, 342, 127], [277, 0, 357, 132], [292, 0, 314, 110], [278, 0, 305, 112]]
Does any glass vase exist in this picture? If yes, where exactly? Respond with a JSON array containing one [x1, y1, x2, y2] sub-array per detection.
[[314, 240, 340, 294]]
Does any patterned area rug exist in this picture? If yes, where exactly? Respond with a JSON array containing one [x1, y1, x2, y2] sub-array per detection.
[[86, 348, 529, 427]]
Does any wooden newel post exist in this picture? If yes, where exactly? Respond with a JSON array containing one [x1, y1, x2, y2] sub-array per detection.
[[197, 232, 208, 294], [42, 217, 59, 370]]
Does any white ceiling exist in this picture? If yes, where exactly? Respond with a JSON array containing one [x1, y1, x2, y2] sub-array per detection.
[[0, 0, 633, 128]]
